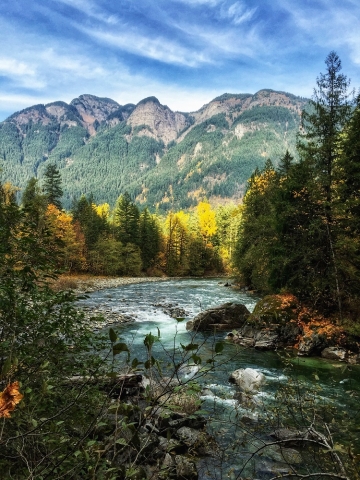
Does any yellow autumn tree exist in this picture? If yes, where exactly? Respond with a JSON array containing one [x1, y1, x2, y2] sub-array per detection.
[[45, 204, 86, 271], [196, 201, 217, 242]]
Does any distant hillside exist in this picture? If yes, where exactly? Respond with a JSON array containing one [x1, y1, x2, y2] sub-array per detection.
[[0, 90, 308, 210]]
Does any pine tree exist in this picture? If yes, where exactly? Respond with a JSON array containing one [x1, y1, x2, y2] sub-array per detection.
[[43, 164, 63, 209], [298, 51, 353, 312], [114, 192, 140, 246], [139, 208, 161, 270], [22, 177, 47, 226]]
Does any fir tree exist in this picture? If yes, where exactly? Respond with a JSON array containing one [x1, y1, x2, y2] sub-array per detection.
[[43, 163, 63, 209]]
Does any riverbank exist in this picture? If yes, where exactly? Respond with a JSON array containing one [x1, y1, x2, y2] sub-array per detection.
[[52, 274, 170, 294]]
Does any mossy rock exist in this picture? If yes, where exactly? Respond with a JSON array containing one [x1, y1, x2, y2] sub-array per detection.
[[249, 294, 299, 327]]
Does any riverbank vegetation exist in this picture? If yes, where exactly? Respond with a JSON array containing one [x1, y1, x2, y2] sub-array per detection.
[[234, 52, 360, 334]]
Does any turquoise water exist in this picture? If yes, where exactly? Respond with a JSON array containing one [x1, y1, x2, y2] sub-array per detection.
[[80, 278, 360, 479]]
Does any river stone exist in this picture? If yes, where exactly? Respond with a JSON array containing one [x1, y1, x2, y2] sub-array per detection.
[[186, 302, 250, 331], [229, 368, 265, 393], [176, 426, 201, 446], [321, 346, 346, 361], [175, 455, 198, 479]]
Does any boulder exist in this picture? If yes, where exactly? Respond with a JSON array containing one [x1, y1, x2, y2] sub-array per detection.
[[186, 303, 250, 331], [321, 347, 346, 361], [298, 333, 328, 356], [176, 426, 201, 447], [229, 368, 265, 393], [225, 294, 301, 350], [175, 455, 198, 479]]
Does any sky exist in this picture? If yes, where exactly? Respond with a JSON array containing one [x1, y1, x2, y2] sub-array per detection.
[[0, 0, 359, 120]]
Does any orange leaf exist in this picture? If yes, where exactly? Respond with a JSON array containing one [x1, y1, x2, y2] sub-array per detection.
[[0, 381, 24, 418]]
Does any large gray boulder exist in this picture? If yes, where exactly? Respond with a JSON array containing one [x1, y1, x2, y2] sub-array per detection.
[[229, 368, 265, 393], [186, 302, 250, 331]]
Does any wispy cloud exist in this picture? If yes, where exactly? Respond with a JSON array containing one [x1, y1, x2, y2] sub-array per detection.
[[54, 0, 119, 25], [220, 2, 257, 25], [79, 26, 212, 67]]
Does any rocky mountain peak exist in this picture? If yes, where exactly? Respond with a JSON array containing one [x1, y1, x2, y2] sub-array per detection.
[[70, 94, 121, 134], [128, 97, 190, 144], [7, 104, 53, 128]]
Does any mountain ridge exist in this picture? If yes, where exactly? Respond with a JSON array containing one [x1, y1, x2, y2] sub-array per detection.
[[0, 89, 308, 210]]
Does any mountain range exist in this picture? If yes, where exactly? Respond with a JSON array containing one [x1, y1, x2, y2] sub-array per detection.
[[0, 89, 308, 210]]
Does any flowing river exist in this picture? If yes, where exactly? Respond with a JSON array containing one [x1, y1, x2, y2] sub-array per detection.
[[79, 278, 360, 479]]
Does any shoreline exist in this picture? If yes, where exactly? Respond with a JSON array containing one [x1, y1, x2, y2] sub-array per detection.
[[55, 273, 232, 294], [56, 275, 170, 294]]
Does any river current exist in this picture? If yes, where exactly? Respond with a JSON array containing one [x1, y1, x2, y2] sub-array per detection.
[[80, 278, 360, 479]]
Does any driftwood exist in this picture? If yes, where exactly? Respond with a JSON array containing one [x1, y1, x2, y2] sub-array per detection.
[[63, 373, 144, 398]]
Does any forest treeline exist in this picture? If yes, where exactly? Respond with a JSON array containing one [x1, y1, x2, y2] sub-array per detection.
[[234, 52, 360, 328], [10, 166, 242, 277]]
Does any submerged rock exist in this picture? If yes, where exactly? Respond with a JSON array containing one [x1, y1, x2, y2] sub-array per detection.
[[186, 302, 250, 331]]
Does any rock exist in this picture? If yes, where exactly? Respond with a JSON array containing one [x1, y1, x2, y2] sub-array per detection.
[[168, 415, 206, 430], [158, 436, 183, 453], [229, 368, 265, 393], [240, 412, 259, 424], [321, 347, 346, 361], [225, 294, 301, 350], [175, 455, 198, 479], [176, 426, 201, 447], [347, 353, 360, 364], [186, 303, 250, 331], [298, 333, 327, 356], [269, 428, 315, 446]]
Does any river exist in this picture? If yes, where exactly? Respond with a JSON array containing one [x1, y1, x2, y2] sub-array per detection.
[[79, 278, 360, 479]]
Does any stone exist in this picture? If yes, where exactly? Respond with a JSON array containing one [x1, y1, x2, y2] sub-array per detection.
[[176, 426, 201, 447], [229, 368, 265, 393], [321, 347, 346, 361], [175, 455, 198, 479], [186, 303, 250, 331]]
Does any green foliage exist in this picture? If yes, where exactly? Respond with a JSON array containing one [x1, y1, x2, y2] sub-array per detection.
[[0, 181, 109, 478], [43, 163, 63, 208], [234, 52, 360, 320]]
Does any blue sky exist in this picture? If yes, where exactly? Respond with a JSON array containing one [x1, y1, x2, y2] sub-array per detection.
[[0, 0, 359, 120]]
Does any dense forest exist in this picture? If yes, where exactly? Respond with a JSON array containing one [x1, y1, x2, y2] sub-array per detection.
[[234, 52, 360, 331]]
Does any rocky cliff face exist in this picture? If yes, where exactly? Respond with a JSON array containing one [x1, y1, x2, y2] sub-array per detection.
[[70, 94, 120, 135], [127, 97, 190, 144]]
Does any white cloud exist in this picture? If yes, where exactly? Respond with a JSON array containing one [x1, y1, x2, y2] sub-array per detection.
[[222, 2, 257, 25], [54, 0, 119, 25], [0, 58, 35, 77], [79, 27, 212, 67]]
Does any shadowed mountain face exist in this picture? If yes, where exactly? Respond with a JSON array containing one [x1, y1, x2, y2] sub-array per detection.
[[0, 90, 307, 210]]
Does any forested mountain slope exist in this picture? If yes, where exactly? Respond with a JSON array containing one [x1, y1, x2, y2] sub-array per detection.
[[0, 90, 307, 210]]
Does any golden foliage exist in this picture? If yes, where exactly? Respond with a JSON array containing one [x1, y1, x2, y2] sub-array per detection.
[[0, 381, 23, 418], [93, 203, 110, 218], [197, 201, 217, 238]]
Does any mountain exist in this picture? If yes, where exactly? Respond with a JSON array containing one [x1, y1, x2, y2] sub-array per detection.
[[0, 90, 307, 210]]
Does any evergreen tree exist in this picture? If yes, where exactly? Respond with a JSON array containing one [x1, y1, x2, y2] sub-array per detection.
[[139, 208, 161, 270], [297, 51, 353, 311], [72, 195, 108, 250], [43, 163, 63, 209], [114, 192, 140, 246], [22, 177, 47, 226]]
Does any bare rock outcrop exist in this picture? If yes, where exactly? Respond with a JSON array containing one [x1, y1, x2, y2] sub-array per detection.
[[128, 97, 190, 144]]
